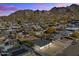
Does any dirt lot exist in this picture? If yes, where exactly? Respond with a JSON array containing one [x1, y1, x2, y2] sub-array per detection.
[[57, 40, 79, 56]]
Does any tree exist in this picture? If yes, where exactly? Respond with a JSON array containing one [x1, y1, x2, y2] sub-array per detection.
[[44, 27, 56, 34], [71, 32, 79, 39]]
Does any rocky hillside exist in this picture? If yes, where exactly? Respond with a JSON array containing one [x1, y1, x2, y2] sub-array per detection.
[[0, 4, 79, 24]]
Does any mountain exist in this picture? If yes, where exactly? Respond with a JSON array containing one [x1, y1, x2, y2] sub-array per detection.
[[0, 4, 79, 24]]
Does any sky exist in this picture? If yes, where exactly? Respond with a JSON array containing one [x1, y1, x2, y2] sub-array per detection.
[[0, 3, 76, 16]]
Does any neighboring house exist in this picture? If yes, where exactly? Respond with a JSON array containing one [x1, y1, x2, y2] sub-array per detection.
[[66, 20, 79, 31]]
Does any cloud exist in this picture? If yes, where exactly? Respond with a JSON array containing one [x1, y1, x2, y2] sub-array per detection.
[[0, 6, 17, 12], [55, 3, 72, 7], [0, 6, 17, 16], [75, 3, 79, 5]]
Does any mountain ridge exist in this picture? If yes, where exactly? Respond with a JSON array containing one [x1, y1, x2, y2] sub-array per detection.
[[0, 4, 79, 24]]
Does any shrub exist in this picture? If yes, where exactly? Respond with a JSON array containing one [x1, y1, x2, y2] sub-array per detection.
[[21, 40, 34, 47], [71, 32, 79, 39]]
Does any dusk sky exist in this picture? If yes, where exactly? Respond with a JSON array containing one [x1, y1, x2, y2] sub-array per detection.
[[0, 3, 77, 16]]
